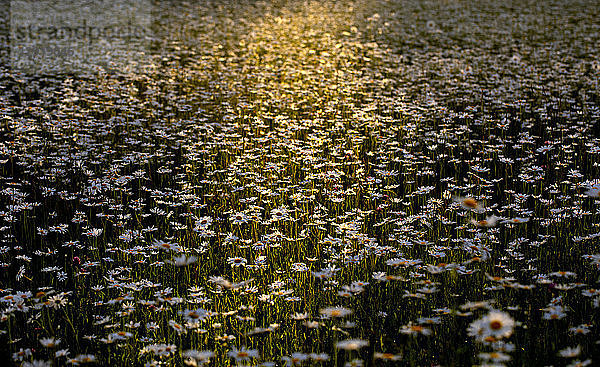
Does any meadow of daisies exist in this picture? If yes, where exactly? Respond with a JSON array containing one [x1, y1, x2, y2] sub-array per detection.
[[1, 0, 600, 366]]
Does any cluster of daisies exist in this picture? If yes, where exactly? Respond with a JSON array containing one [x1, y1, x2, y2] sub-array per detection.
[[1, 0, 600, 366]]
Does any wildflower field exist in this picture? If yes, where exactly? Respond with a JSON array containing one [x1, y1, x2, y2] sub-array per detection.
[[1, 0, 600, 366]]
